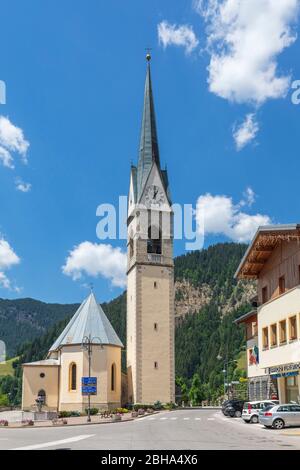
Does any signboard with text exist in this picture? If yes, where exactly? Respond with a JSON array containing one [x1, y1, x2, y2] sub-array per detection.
[[81, 377, 97, 395]]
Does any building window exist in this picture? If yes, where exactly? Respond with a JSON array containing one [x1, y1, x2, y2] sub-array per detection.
[[37, 389, 46, 404], [262, 327, 269, 350], [154, 322, 158, 331], [154, 281, 157, 288], [279, 319, 287, 344], [69, 363, 77, 391], [154, 361, 158, 369], [147, 226, 162, 255], [111, 363, 116, 391], [40, 372, 45, 378], [270, 323, 277, 347], [262, 286, 268, 304], [129, 238, 134, 258], [279, 275, 285, 295], [289, 316, 297, 341]]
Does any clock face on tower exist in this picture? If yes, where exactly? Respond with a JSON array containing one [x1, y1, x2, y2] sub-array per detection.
[[145, 184, 165, 207]]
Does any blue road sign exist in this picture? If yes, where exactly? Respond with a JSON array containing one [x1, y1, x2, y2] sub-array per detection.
[[81, 377, 97, 394]]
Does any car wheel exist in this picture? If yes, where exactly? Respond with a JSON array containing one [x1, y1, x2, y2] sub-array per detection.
[[234, 410, 242, 418], [229, 410, 235, 418], [250, 415, 259, 424], [272, 418, 285, 430]]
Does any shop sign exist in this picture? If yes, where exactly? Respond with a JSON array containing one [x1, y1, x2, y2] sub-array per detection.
[[267, 362, 300, 375], [272, 371, 299, 379]]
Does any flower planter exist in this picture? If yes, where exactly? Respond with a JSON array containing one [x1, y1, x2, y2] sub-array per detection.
[[131, 411, 138, 418], [112, 414, 122, 422]]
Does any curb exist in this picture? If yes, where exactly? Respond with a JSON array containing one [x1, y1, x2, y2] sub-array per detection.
[[1, 411, 160, 429]]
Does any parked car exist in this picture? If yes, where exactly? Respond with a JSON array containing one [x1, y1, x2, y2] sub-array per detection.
[[222, 400, 244, 418], [242, 400, 279, 424], [259, 403, 300, 429], [221, 400, 230, 415]]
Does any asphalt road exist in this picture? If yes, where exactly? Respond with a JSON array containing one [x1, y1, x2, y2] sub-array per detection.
[[0, 409, 300, 450]]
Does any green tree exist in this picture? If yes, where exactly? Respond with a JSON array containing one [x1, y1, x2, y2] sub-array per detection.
[[189, 373, 204, 405]]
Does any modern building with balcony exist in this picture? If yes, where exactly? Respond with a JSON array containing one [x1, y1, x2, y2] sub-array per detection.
[[235, 224, 300, 403]]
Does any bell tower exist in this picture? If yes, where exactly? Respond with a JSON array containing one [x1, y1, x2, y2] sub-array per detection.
[[126, 54, 175, 404]]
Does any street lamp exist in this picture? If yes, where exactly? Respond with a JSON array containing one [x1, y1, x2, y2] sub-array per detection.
[[217, 354, 238, 399], [81, 334, 103, 422]]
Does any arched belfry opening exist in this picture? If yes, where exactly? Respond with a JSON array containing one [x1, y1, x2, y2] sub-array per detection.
[[147, 225, 161, 254]]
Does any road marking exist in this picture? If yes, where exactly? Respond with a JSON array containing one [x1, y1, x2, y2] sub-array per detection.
[[207, 418, 215, 421], [183, 417, 190, 420], [170, 417, 177, 420], [195, 418, 201, 421], [12, 434, 95, 450], [160, 417, 167, 420]]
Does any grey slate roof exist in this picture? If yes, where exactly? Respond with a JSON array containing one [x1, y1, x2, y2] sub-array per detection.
[[49, 293, 123, 352]]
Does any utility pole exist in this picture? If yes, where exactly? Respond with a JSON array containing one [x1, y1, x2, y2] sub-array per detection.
[[81, 334, 102, 423]]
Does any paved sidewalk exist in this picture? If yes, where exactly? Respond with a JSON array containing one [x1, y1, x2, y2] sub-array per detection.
[[0, 411, 160, 428]]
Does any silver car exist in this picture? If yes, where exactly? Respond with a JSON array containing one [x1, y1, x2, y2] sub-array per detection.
[[259, 404, 300, 429]]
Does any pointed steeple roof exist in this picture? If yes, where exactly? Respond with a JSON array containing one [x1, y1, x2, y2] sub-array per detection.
[[49, 292, 123, 352], [137, 55, 161, 199]]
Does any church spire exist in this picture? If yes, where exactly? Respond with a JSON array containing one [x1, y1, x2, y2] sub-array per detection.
[[137, 53, 161, 199]]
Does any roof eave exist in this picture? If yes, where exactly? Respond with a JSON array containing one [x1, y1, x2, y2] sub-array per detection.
[[234, 223, 300, 280]]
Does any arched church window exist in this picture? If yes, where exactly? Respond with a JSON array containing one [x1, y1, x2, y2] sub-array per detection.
[[111, 363, 116, 391], [69, 363, 77, 391], [147, 226, 161, 254], [37, 389, 46, 404]]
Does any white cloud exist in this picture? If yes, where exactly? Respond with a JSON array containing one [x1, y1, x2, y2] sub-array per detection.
[[241, 187, 255, 207], [0, 237, 20, 290], [196, 0, 299, 104], [15, 178, 32, 193], [0, 146, 14, 169], [196, 190, 271, 242], [0, 116, 29, 168], [158, 21, 199, 54], [233, 113, 259, 150], [62, 241, 127, 288]]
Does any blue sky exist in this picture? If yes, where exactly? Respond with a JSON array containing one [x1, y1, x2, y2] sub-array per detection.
[[0, 0, 300, 303]]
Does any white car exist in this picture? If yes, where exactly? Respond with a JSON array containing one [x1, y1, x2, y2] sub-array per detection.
[[242, 400, 279, 424]]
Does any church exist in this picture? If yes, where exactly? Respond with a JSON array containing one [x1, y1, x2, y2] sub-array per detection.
[[22, 55, 175, 411]]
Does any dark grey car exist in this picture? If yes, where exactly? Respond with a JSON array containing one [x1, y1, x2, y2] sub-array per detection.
[[259, 404, 300, 429]]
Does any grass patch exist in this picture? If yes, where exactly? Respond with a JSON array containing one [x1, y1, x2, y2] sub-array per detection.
[[0, 357, 18, 376], [236, 350, 247, 372]]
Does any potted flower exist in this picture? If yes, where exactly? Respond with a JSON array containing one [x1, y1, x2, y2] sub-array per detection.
[[131, 411, 138, 418], [0, 420, 8, 427]]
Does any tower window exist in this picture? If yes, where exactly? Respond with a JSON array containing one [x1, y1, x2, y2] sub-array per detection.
[[154, 281, 157, 288], [69, 363, 77, 391], [147, 226, 162, 255], [111, 363, 116, 391], [154, 322, 158, 331], [129, 238, 134, 258], [154, 361, 158, 369]]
